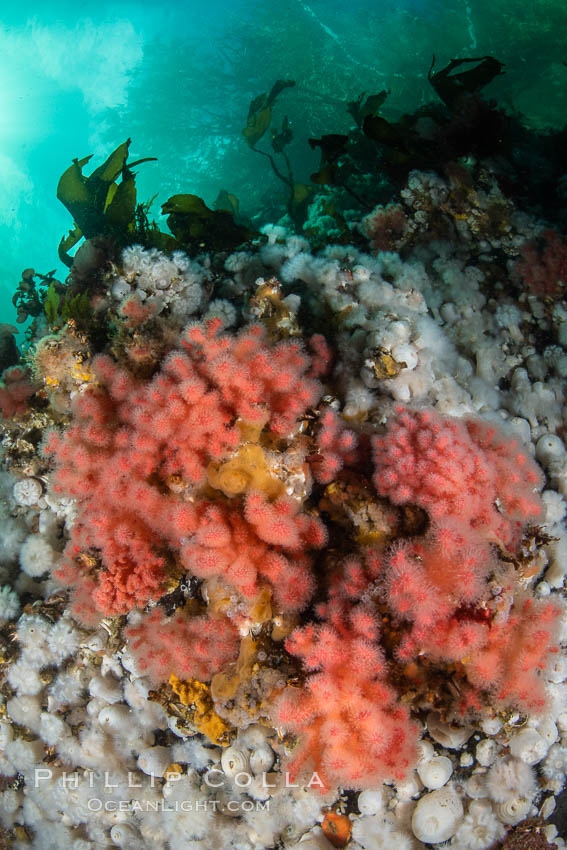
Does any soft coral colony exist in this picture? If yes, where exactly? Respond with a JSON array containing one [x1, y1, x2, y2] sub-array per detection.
[[0, 60, 566, 850], [45, 319, 326, 620], [42, 303, 561, 789]]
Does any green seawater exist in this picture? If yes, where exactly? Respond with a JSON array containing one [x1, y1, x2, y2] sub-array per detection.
[[1, 0, 566, 326]]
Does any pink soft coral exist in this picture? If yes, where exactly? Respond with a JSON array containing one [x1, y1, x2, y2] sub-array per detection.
[[278, 404, 560, 792], [125, 608, 240, 684], [462, 594, 562, 714], [180, 493, 326, 611], [383, 522, 562, 714], [45, 319, 325, 619], [277, 589, 417, 792], [372, 406, 544, 548], [0, 367, 36, 419], [370, 406, 560, 714], [385, 519, 495, 640], [310, 407, 358, 484]]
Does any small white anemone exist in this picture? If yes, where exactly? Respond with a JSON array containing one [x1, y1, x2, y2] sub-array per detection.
[[392, 342, 419, 370], [98, 704, 132, 734], [451, 799, 506, 849], [486, 757, 537, 803], [13, 477, 43, 507], [416, 739, 435, 765], [0, 586, 20, 624], [480, 715, 502, 736], [110, 823, 140, 846], [411, 788, 464, 843], [249, 746, 275, 775], [536, 433, 565, 467], [88, 674, 122, 704], [137, 745, 171, 778], [237, 724, 272, 750], [417, 756, 453, 790], [465, 771, 489, 799], [475, 739, 498, 767], [395, 771, 422, 800], [509, 728, 549, 765], [0, 722, 14, 749], [221, 745, 250, 779], [111, 278, 132, 300], [19, 534, 56, 578], [495, 797, 532, 825], [358, 788, 386, 816], [427, 713, 473, 749], [537, 717, 559, 747]]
